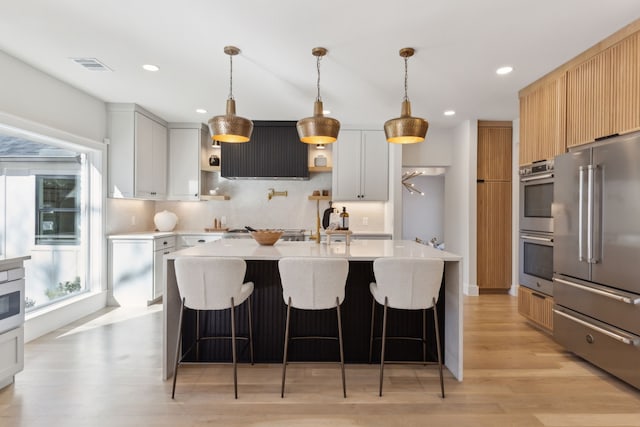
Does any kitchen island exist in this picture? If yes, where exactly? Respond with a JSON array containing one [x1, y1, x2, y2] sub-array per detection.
[[162, 239, 463, 381]]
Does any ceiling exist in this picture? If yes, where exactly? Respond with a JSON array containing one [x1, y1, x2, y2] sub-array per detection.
[[1, 1, 640, 132]]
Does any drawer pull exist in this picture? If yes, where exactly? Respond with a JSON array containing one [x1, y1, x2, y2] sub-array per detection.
[[554, 277, 640, 305], [531, 292, 546, 300], [585, 334, 594, 344], [198, 239, 205, 243], [554, 309, 638, 346]]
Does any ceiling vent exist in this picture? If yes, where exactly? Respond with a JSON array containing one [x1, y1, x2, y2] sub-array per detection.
[[70, 57, 112, 71]]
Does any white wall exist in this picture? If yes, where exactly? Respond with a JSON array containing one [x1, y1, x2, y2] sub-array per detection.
[[402, 126, 454, 167], [106, 198, 156, 234], [444, 120, 477, 296], [402, 175, 445, 242], [0, 50, 106, 143], [510, 119, 520, 296]]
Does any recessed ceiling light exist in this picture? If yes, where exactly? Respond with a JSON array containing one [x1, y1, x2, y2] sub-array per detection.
[[496, 66, 513, 75], [142, 64, 160, 72], [196, 108, 207, 114], [444, 110, 456, 116]]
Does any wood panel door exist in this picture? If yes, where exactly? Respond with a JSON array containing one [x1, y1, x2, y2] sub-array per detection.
[[477, 181, 512, 290], [519, 75, 566, 165], [611, 32, 640, 136], [478, 126, 512, 180], [566, 50, 612, 147]]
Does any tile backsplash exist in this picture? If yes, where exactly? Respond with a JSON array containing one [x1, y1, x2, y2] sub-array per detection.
[[107, 173, 387, 235]]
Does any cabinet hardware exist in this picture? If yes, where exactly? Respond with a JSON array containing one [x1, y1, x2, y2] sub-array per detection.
[[553, 277, 640, 304], [531, 292, 546, 299], [554, 309, 637, 345]]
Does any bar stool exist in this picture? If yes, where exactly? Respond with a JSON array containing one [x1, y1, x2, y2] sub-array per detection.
[[172, 256, 254, 399], [278, 257, 349, 398], [369, 257, 445, 397]]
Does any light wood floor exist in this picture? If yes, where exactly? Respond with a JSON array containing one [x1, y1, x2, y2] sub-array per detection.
[[1, 295, 639, 426]]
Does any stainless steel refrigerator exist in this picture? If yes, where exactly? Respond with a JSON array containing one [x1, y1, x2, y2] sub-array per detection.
[[553, 131, 640, 390]]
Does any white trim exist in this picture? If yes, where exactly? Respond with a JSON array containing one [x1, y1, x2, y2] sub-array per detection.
[[24, 291, 107, 342], [466, 283, 480, 296]]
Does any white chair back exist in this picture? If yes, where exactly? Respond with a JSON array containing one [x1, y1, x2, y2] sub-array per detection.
[[174, 257, 252, 310], [278, 257, 349, 310], [372, 257, 444, 310]]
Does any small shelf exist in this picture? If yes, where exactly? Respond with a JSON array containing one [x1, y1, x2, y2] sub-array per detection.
[[309, 166, 332, 173], [308, 195, 331, 200], [200, 195, 230, 201]]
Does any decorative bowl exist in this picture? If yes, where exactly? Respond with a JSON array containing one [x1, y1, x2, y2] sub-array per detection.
[[250, 229, 284, 246]]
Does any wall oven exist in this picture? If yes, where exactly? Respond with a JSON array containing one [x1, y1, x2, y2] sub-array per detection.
[[519, 231, 554, 296], [0, 267, 25, 334], [519, 160, 554, 233]]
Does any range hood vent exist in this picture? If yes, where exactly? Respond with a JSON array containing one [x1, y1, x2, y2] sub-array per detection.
[[221, 121, 309, 180]]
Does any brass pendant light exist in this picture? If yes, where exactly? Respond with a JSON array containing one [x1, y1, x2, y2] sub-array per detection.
[[297, 47, 340, 144], [208, 46, 253, 143], [384, 47, 428, 144]]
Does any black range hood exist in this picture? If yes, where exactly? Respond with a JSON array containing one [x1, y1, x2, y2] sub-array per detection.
[[221, 120, 309, 180]]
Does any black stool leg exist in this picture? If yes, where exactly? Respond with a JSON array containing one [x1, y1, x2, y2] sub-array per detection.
[[171, 298, 185, 399], [422, 308, 427, 363], [368, 297, 376, 363], [281, 297, 292, 398], [336, 297, 346, 398], [231, 297, 237, 399], [247, 295, 254, 365], [433, 297, 445, 398], [379, 297, 388, 397]]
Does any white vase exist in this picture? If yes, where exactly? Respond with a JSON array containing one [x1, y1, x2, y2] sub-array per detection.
[[154, 210, 178, 231]]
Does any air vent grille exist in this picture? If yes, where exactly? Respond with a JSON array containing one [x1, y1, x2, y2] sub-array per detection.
[[70, 57, 112, 71]]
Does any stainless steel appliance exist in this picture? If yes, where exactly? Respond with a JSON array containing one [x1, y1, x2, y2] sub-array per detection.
[[553, 132, 640, 390], [223, 229, 306, 242], [519, 160, 554, 233], [519, 231, 553, 296], [0, 266, 25, 334]]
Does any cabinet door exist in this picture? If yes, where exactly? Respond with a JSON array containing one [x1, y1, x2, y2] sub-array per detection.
[[111, 240, 153, 306], [611, 32, 640, 136], [332, 130, 362, 200], [477, 181, 512, 289], [152, 121, 167, 198], [519, 75, 566, 165], [478, 126, 512, 180], [134, 112, 155, 197], [360, 130, 388, 201], [168, 128, 200, 200], [567, 51, 612, 147], [153, 247, 173, 300]]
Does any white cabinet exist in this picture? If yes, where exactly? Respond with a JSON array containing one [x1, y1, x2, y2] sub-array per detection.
[[168, 124, 214, 200], [107, 104, 168, 199], [332, 130, 388, 201], [0, 327, 23, 390], [110, 235, 175, 306], [176, 233, 224, 249]]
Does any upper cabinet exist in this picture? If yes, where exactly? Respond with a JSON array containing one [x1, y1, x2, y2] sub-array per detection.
[[107, 104, 168, 199], [478, 122, 513, 180], [332, 130, 388, 201], [519, 74, 566, 165], [567, 33, 640, 147], [167, 123, 216, 200]]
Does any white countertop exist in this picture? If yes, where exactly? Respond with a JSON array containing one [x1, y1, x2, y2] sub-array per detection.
[[0, 255, 31, 269], [168, 239, 461, 261]]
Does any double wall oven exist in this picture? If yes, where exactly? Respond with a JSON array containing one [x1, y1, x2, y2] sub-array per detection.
[[519, 160, 554, 296]]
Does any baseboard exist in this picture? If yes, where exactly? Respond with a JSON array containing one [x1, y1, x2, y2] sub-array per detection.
[[465, 283, 479, 296]]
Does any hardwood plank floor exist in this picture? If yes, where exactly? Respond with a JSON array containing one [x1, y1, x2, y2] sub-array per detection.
[[1, 295, 638, 426]]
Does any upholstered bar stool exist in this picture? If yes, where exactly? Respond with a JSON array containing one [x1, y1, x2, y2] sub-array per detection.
[[278, 257, 349, 398], [369, 257, 445, 397], [172, 256, 254, 399]]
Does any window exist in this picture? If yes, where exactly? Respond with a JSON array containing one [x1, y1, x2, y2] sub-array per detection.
[[35, 175, 80, 245]]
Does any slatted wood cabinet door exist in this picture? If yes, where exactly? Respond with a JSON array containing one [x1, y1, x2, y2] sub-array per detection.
[[519, 74, 566, 165], [477, 122, 512, 291]]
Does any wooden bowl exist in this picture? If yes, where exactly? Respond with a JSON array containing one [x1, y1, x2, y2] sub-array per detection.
[[250, 229, 284, 246]]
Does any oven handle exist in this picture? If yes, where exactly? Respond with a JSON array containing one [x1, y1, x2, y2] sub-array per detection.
[[553, 277, 640, 305], [520, 234, 553, 242], [554, 309, 639, 346], [520, 173, 553, 182]]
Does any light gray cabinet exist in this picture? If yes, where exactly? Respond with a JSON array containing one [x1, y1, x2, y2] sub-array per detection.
[[168, 123, 214, 200], [332, 130, 388, 201], [176, 233, 224, 249], [110, 235, 175, 306], [107, 104, 168, 199]]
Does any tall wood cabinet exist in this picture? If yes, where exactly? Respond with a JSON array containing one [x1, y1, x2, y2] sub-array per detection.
[[477, 122, 512, 291]]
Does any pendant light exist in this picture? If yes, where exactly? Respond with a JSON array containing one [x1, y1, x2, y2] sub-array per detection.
[[208, 46, 253, 143], [297, 47, 340, 144], [384, 47, 428, 144]]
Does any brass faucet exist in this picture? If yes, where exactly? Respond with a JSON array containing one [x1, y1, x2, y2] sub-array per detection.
[[267, 188, 288, 200]]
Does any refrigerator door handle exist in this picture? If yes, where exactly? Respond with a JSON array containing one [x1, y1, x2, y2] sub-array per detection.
[[578, 166, 584, 262], [587, 165, 595, 263], [554, 276, 640, 304], [554, 309, 639, 345]]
